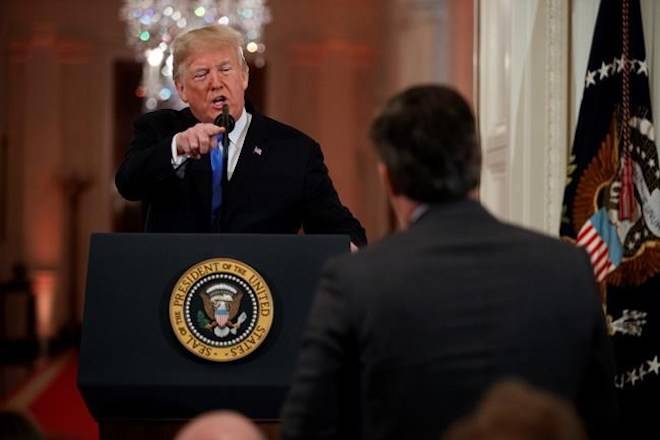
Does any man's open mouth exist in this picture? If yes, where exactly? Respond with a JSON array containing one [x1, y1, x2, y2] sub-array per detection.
[[211, 96, 227, 109]]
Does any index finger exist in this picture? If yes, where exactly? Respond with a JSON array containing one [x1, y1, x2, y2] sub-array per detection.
[[201, 123, 224, 136]]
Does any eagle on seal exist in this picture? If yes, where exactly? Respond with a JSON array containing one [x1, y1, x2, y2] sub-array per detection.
[[201, 283, 244, 337]]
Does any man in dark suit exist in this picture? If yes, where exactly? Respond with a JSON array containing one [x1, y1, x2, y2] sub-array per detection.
[[115, 25, 366, 247], [281, 85, 618, 439]]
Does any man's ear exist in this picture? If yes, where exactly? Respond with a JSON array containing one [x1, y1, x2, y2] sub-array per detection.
[[377, 162, 400, 197], [175, 79, 188, 103], [378, 162, 410, 230], [241, 66, 249, 91]]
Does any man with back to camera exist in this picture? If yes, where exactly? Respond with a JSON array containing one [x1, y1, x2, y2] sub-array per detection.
[[115, 25, 366, 248], [280, 85, 618, 439]]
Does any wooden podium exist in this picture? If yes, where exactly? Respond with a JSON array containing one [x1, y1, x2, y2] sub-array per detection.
[[78, 233, 348, 439]]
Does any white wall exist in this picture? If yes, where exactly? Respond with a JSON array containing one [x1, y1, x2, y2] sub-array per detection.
[[479, 0, 569, 236]]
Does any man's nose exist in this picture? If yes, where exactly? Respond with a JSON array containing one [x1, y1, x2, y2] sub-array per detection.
[[209, 70, 223, 88]]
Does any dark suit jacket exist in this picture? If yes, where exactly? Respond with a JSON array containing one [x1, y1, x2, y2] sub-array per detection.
[[281, 199, 618, 440], [115, 106, 367, 245]]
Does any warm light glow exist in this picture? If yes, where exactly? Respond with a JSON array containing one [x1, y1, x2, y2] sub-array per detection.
[[146, 47, 164, 66], [194, 6, 206, 17], [246, 41, 258, 53], [161, 54, 174, 77], [32, 269, 57, 338]]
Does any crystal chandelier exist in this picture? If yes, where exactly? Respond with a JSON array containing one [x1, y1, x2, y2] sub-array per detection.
[[120, 0, 271, 111]]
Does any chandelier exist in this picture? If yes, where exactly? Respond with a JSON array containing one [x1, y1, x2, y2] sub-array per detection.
[[120, 0, 271, 111]]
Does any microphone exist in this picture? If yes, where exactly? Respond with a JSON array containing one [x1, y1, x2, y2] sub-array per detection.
[[214, 104, 235, 150]]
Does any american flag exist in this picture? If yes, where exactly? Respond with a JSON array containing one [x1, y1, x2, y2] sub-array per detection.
[[559, 0, 660, 435], [576, 208, 623, 282]]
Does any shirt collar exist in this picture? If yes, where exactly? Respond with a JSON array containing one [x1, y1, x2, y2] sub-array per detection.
[[228, 107, 249, 145], [409, 204, 430, 224]]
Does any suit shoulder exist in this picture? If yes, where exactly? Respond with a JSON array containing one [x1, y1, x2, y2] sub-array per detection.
[[257, 114, 317, 146], [328, 222, 592, 288], [504, 223, 588, 259], [493, 222, 597, 292], [322, 232, 407, 283]]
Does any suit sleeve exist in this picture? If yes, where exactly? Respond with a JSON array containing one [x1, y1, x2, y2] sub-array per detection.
[[280, 260, 361, 439], [115, 114, 178, 201], [574, 251, 620, 439], [301, 142, 367, 246]]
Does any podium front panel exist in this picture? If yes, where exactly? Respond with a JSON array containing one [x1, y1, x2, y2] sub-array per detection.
[[78, 233, 349, 420]]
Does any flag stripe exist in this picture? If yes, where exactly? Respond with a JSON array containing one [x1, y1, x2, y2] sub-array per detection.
[[586, 235, 604, 254], [592, 246, 609, 268], [577, 225, 597, 244]]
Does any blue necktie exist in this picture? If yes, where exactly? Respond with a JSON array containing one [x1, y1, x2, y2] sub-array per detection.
[[211, 134, 224, 221]]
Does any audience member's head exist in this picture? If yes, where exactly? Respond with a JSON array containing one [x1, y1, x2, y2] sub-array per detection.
[[441, 380, 588, 440], [369, 85, 481, 205], [175, 410, 265, 440], [0, 410, 43, 440]]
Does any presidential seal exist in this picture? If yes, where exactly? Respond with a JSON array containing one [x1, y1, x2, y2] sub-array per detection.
[[169, 258, 274, 362]]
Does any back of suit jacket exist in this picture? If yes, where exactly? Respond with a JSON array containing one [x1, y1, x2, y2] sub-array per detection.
[[281, 199, 617, 440]]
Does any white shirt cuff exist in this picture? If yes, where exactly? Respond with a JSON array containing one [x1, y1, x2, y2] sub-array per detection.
[[171, 134, 188, 168]]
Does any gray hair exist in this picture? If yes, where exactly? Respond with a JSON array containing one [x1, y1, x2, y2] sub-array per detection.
[[172, 25, 248, 80]]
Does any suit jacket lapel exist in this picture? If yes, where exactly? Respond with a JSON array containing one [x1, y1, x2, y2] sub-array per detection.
[[230, 111, 270, 187]]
